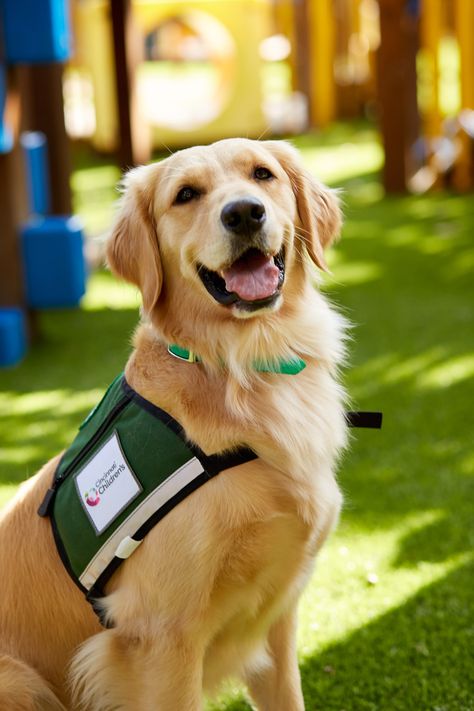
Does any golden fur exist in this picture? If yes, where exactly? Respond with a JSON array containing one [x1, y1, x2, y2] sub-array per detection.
[[0, 138, 347, 710]]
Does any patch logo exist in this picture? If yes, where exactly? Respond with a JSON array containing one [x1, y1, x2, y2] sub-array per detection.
[[75, 432, 142, 534], [85, 487, 100, 507]]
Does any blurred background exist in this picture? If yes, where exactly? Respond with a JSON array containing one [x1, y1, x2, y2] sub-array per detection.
[[0, 1, 473, 709]]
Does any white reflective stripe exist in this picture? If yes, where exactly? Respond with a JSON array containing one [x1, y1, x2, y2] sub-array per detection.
[[115, 535, 142, 559], [79, 457, 204, 590]]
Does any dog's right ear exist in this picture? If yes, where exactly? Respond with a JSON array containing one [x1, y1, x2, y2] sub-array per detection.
[[106, 164, 163, 314]]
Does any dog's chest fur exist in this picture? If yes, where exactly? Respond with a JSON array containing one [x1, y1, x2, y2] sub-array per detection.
[[115, 330, 346, 676]]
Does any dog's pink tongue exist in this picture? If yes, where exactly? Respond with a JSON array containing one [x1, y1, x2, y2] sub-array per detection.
[[222, 252, 279, 301]]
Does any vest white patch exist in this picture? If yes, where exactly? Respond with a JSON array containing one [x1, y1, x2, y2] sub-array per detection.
[[75, 431, 142, 534], [78, 456, 204, 589]]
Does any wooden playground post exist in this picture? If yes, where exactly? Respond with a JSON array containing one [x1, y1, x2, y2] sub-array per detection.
[[110, 0, 151, 171], [0, 69, 29, 309], [376, 0, 419, 192], [293, 0, 312, 124], [333, 0, 362, 119], [0, 60, 81, 323], [403, 1, 422, 184], [18, 63, 73, 214], [419, 0, 443, 141], [453, 0, 474, 191]]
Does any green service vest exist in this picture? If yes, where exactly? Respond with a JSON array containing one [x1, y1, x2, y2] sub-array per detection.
[[38, 372, 381, 626], [38, 374, 257, 623]]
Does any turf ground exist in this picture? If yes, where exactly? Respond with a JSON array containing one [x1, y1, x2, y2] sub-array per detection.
[[0, 123, 473, 710]]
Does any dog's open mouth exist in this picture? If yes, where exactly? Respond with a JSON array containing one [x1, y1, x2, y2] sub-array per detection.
[[198, 247, 285, 311]]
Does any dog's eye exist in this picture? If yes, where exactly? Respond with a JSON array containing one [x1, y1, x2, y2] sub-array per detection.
[[254, 167, 274, 181], [175, 186, 199, 204]]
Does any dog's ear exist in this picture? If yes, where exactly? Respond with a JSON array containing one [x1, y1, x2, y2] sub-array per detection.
[[106, 164, 163, 314], [264, 141, 342, 271]]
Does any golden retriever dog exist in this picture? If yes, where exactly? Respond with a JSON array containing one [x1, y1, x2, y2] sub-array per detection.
[[0, 138, 348, 710]]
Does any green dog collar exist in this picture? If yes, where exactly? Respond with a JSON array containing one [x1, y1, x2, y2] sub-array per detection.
[[168, 344, 306, 375]]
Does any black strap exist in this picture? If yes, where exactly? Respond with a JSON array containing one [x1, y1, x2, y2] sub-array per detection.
[[346, 411, 383, 429], [121, 375, 258, 475], [86, 587, 114, 628], [37, 487, 56, 517]]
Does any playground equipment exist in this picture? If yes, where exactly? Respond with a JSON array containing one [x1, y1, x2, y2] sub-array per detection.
[[20, 132, 86, 309], [1, 0, 71, 64], [453, 0, 474, 190], [274, 0, 473, 193], [416, 0, 474, 191], [21, 132, 51, 215], [0, 66, 13, 153], [21, 213, 86, 309], [72, 0, 271, 151], [377, 0, 474, 192], [0, 308, 27, 369], [68, 0, 384, 157], [272, 0, 380, 127], [65, 0, 473, 192], [0, 0, 86, 367]]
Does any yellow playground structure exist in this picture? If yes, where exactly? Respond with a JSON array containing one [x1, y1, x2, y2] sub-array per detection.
[[72, 0, 271, 151], [66, 0, 473, 192]]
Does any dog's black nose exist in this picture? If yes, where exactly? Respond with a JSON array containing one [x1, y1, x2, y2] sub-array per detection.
[[221, 198, 266, 235]]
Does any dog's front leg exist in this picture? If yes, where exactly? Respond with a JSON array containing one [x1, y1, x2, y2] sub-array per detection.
[[70, 628, 204, 711], [244, 608, 305, 711]]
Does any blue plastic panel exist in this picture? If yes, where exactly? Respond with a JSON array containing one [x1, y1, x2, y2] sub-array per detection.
[[21, 132, 51, 215], [21, 216, 86, 308], [0, 307, 27, 367], [1, 0, 72, 64], [0, 64, 13, 153]]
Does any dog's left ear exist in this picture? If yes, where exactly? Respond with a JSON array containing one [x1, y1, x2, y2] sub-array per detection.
[[264, 141, 342, 271], [106, 164, 163, 314]]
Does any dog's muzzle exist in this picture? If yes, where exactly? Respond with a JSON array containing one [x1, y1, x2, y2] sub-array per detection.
[[220, 197, 266, 236], [198, 246, 285, 312]]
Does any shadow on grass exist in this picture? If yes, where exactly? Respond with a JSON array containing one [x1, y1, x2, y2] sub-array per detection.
[[299, 561, 474, 711], [211, 561, 474, 711], [2, 306, 137, 394], [394, 513, 474, 569], [320, 184, 474, 589], [0, 305, 138, 484], [301, 566, 474, 711]]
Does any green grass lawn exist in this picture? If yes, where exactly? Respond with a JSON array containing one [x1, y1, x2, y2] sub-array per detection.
[[1, 124, 473, 710]]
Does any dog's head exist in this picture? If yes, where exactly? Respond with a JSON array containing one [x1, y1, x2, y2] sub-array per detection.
[[107, 138, 341, 352]]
